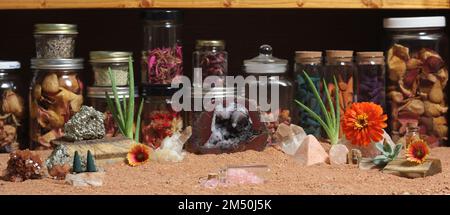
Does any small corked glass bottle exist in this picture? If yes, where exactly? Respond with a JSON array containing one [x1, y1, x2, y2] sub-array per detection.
[[355, 51, 386, 110]]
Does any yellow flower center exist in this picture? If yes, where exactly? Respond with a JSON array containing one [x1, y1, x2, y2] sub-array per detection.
[[354, 113, 368, 130]]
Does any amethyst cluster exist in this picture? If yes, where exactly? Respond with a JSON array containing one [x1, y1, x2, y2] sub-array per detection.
[[356, 64, 386, 108]]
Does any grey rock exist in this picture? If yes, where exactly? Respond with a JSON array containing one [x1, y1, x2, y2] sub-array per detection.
[[64, 106, 105, 141], [46, 144, 87, 171]]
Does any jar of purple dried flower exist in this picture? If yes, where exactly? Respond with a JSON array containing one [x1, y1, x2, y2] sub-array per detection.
[[193, 40, 228, 86], [141, 10, 183, 86]]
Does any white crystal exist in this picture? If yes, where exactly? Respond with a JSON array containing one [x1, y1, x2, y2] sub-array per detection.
[[151, 127, 192, 162]]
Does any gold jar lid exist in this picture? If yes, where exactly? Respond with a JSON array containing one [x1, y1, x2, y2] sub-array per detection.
[[34, 24, 78, 34], [195, 40, 225, 49], [90, 51, 133, 63]]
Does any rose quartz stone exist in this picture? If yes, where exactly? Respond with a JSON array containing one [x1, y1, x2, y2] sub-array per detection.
[[293, 135, 328, 166], [329, 144, 349, 165]]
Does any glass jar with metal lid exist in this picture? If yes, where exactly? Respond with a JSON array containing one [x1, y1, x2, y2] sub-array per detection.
[[29, 58, 84, 150], [355, 51, 386, 109], [0, 61, 26, 153], [383, 16, 448, 146], [90, 51, 132, 86], [293, 51, 323, 137], [34, 24, 78, 59], [140, 86, 183, 148], [193, 40, 228, 85], [141, 10, 182, 86], [185, 86, 268, 154], [87, 86, 138, 137], [243, 44, 293, 144]]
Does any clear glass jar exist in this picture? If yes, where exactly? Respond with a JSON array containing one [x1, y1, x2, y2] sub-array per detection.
[[29, 58, 84, 150], [325, 50, 356, 117], [140, 86, 183, 148], [141, 10, 182, 86], [243, 45, 293, 144], [293, 51, 323, 137], [355, 51, 386, 109], [404, 123, 421, 150], [384, 16, 448, 146], [86, 86, 138, 138], [90, 51, 132, 86], [0, 61, 25, 153], [193, 40, 228, 86], [185, 87, 268, 154], [34, 24, 77, 58]]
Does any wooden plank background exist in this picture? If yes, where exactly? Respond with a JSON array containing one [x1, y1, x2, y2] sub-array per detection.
[[0, 0, 449, 9]]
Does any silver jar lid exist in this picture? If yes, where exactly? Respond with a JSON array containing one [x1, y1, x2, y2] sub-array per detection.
[[0, 61, 21, 70], [31, 58, 84, 70], [87, 86, 139, 98], [90, 51, 133, 63], [34, 24, 78, 34]]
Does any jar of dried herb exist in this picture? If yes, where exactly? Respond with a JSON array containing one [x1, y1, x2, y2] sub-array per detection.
[[141, 10, 183, 86], [29, 58, 84, 150], [0, 61, 26, 153], [193, 40, 228, 86], [325, 50, 356, 118], [383, 16, 448, 146], [34, 24, 77, 59], [355, 51, 386, 109], [90, 51, 132, 86], [293, 51, 323, 137], [243, 45, 293, 144], [140, 86, 183, 148], [86, 86, 138, 138]]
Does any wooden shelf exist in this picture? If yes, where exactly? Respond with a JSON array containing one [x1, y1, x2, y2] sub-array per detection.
[[0, 0, 449, 10]]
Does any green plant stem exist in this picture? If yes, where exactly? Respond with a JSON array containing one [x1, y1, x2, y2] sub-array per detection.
[[126, 57, 135, 139]]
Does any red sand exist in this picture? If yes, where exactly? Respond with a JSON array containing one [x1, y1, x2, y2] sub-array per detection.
[[0, 147, 449, 195]]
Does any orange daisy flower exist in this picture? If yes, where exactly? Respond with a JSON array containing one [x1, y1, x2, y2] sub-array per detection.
[[406, 139, 430, 164], [127, 144, 151, 167], [342, 102, 387, 146]]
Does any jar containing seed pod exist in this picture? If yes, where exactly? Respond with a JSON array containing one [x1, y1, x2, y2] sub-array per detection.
[[140, 86, 183, 148], [293, 51, 323, 137], [34, 24, 77, 58], [355, 52, 386, 109], [384, 16, 448, 146], [90, 51, 132, 86], [29, 58, 84, 149], [142, 10, 182, 86], [86, 86, 138, 137], [0, 61, 26, 153], [325, 50, 356, 117], [243, 45, 293, 144], [185, 87, 268, 154], [193, 40, 228, 86]]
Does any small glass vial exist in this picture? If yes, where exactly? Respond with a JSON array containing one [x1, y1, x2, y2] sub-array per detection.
[[404, 123, 420, 150], [140, 86, 183, 148], [0, 61, 25, 153], [34, 24, 77, 58], [141, 10, 182, 86], [356, 52, 386, 110], [29, 58, 84, 149], [193, 40, 228, 86], [325, 50, 356, 116], [86, 86, 138, 138], [90, 51, 132, 87], [293, 51, 322, 136]]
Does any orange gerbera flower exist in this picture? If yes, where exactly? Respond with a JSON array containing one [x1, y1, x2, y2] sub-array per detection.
[[127, 144, 150, 167], [342, 102, 387, 146], [406, 139, 430, 164]]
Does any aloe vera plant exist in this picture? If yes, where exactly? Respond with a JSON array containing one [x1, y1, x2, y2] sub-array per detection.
[[106, 57, 144, 142], [372, 142, 402, 167], [295, 71, 340, 145]]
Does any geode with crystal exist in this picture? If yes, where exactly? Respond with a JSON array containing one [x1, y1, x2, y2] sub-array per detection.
[[186, 100, 268, 154], [63, 106, 105, 141]]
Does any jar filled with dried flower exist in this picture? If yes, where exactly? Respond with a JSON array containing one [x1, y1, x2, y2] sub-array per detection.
[[384, 16, 448, 147], [193, 40, 228, 86], [90, 51, 132, 86], [141, 10, 182, 86], [86, 86, 138, 138], [355, 51, 386, 109], [29, 58, 84, 149], [34, 24, 77, 59], [0, 61, 26, 153]]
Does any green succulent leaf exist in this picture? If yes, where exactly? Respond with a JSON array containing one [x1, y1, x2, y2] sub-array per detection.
[[383, 142, 392, 154], [393, 144, 403, 159], [375, 142, 385, 153]]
